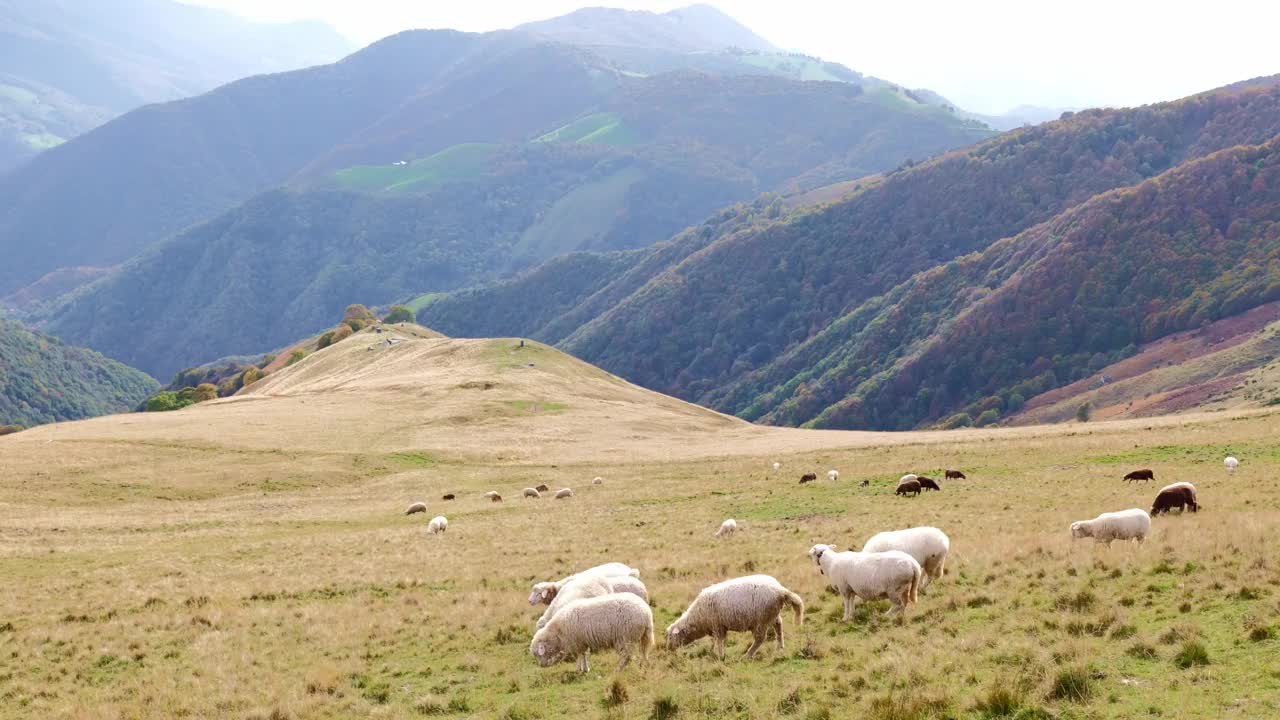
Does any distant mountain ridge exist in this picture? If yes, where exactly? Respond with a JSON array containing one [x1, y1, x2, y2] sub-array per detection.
[[516, 4, 775, 51], [0, 0, 351, 173]]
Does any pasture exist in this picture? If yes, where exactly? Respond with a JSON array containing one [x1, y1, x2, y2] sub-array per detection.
[[0, 331, 1277, 719]]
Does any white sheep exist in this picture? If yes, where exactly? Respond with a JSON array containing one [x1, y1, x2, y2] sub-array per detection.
[[592, 476, 603, 485], [527, 563, 640, 605], [827, 469, 839, 481], [665, 575, 803, 660], [861, 526, 951, 591], [530, 593, 654, 673], [1070, 508, 1151, 545], [404, 501, 427, 515], [555, 488, 574, 499], [1225, 456, 1239, 473], [483, 491, 500, 499], [714, 518, 738, 539], [426, 515, 448, 535], [808, 544, 921, 618], [606, 575, 649, 603], [536, 574, 614, 629], [523, 487, 541, 499], [772, 462, 781, 471], [899, 473, 918, 485]]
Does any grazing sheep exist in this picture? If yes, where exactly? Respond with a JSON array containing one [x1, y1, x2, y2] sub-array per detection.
[[799, 473, 818, 484], [862, 527, 951, 591], [523, 487, 541, 499], [945, 469, 966, 480], [1151, 482, 1199, 515], [426, 516, 448, 535], [827, 469, 839, 481], [1123, 468, 1155, 482], [606, 575, 649, 603], [859, 479, 870, 487], [895, 478, 921, 496], [528, 563, 641, 605], [1224, 456, 1239, 473], [715, 519, 738, 539], [899, 473, 919, 484], [555, 488, 574, 499], [666, 575, 803, 660], [535, 483, 550, 492], [592, 477, 603, 485], [441, 493, 455, 501], [1070, 508, 1151, 545], [808, 544, 922, 618], [484, 491, 501, 501], [917, 476, 941, 491], [536, 574, 614, 629], [530, 593, 654, 673], [404, 501, 427, 515], [772, 462, 781, 471]]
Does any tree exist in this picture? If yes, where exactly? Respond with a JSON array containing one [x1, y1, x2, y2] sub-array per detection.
[[383, 304, 416, 324], [975, 409, 1000, 427], [1076, 402, 1092, 423], [145, 392, 187, 412], [192, 384, 219, 402]]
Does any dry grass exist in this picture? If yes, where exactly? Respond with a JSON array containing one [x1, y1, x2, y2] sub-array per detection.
[[1, 329, 1279, 718]]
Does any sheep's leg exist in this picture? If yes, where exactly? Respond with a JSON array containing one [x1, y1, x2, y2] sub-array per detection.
[[744, 628, 766, 659], [713, 631, 727, 661], [773, 617, 784, 652], [615, 645, 632, 673]]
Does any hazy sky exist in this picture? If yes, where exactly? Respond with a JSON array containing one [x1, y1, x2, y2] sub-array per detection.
[[184, 1, 1278, 115]]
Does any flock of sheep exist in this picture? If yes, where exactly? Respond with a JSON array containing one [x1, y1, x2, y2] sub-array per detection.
[[395, 455, 1238, 674], [404, 477, 606, 532]]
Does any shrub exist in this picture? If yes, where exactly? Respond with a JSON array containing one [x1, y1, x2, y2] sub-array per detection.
[[975, 409, 1000, 427], [192, 383, 218, 402], [343, 304, 377, 322], [650, 695, 679, 720], [286, 350, 307, 367], [241, 367, 262, 387], [940, 413, 973, 429], [1248, 625, 1275, 642], [145, 391, 190, 412], [330, 323, 353, 343], [1173, 640, 1210, 669], [383, 304, 416, 324], [1076, 402, 1092, 422], [0, 424, 22, 436], [316, 331, 336, 349]]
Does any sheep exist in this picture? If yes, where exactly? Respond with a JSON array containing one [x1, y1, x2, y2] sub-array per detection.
[[899, 473, 918, 484], [772, 462, 781, 471], [535, 483, 550, 492], [483, 491, 502, 502], [426, 515, 448, 534], [555, 488, 574, 499], [917, 476, 941, 491], [808, 544, 922, 618], [404, 501, 427, 515], [606, 575, 649, 603], [1123, 468, 1155, 482], [527, 563, 641, 605], [862, 526, 950, 591], [441, 493, 455, 501], [896, 478, 921, 496], [1224, 456, 1239, 473], [523, 487, 541, 499], [1070, 508, 1151, 545], [859, 479, 870, 487], [665, 575, 803, 660], [715, 519, 738, 539], [827, 469, 839, 481], [536, 574, 614, 629], [1151, 482, 1199, 515], [592, 477, 603, 485], [945, 469, 966, 480], [530, 593, 654, 673], [799, 473, 817, 484]]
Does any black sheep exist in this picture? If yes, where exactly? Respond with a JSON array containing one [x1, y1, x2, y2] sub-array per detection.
[[799, 473, 818, 484], [896, 479, 921, 497], [1151, 484, 1198, 515], [917, 476, 941, 491], [1124, 468, 1155, 482]]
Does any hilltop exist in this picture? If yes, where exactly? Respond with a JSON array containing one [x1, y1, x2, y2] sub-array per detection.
[[516, 4, 775, 52], [0, 318, 157, 427], [0, 0, 350, 172]]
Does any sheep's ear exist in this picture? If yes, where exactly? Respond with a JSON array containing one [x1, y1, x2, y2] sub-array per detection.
[[670, 628, 680, 636]]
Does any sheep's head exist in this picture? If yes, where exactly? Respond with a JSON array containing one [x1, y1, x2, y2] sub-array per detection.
[[808, 544, 835, 572], [1069, 522, 1092, 539], [665, 619, 693, 649], [529, 631, 563, 667], [528, 582, 559, 605]]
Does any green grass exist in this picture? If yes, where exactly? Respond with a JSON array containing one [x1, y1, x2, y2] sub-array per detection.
[[332, 143, 498, 193], [534, 112, 639, 146], [20, 132, 65, 151], [511, 166, 646, 262], [404, 292, 445, 313], [505, 400, 567, 414], [737, 54, 846, 83], [386, 452, 438, 468]]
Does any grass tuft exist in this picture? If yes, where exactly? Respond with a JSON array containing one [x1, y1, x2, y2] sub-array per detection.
[[1172, 640, 1210, 669]]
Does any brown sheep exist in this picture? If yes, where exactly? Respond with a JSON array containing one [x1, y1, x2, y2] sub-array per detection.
[[859, 479, 870, 487], [799, 473, 818, 484], [441, 493, 455, 501], [490, 494, 504, 503], [1151, 483, 1198, 515], [896, 479, 921, 497], [1124, 468, 1155, 482], [917, 477, 941, 491], [535, 484, 550, 492], [945, 470, 966, 480]]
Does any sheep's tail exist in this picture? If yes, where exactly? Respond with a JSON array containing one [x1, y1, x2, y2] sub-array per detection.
[[782, 589, 804, 626], [640, 621, 654, 659], [908, 568, 921, 605]]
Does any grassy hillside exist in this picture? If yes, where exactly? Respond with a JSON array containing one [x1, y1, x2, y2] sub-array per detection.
[[516, 4, 775, 52], [0, 0, 350, 173], [0, 318, 157, 427], [0, 324, 1277, 717], [419, 79, 1280, 429], [333, 143, 500, 192]]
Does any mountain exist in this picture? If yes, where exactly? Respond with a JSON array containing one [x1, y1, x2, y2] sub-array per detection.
[[416, 78, 1280, 429], [515, 4, 774, 52], [0, 0, 351, 173], [0, 318, 157, 427]]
